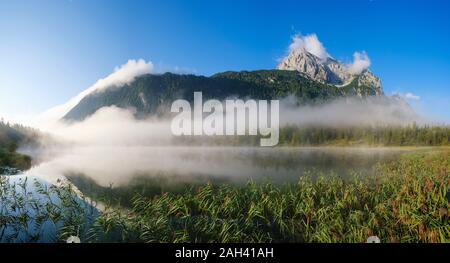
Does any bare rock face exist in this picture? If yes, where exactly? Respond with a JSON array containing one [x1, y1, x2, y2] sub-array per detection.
[[358, 71, 383, 95], [277, 48, 329, 83], [324, 58, 354, 85], [277, 48, 383, 95]]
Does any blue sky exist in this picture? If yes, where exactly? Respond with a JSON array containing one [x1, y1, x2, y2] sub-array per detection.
[[0, 0, 449, 123]]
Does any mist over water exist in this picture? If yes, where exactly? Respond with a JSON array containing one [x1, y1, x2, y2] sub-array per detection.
[[20, 91, 428, 189], [2, 46, 437, 192], [24, 145, 411, 188], [279, 95, 423, 126]]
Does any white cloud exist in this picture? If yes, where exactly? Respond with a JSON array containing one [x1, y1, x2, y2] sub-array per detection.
[[392, 92, 421, 101], [285, 33, 373, 75], [280, 95, 423, 127], [404, 92, 420, 100], [289, 34, 329, 60], [347, 51, 371, 74], [35, 59, 153, 129]]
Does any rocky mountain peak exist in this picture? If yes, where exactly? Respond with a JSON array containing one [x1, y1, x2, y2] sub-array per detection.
[[277, 47, 383, 95]]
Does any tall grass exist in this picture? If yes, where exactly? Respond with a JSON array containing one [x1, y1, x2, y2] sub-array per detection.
[[1, 149, 449, 243], [0, 177, 97, 242]]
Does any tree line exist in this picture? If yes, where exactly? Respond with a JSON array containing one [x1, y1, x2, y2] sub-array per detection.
[[279, 124, 450, 146]]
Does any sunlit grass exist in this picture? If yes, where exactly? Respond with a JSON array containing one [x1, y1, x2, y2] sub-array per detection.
[[0, 149, 449, 243]]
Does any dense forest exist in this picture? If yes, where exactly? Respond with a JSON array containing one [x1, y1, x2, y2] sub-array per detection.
[[279, 124, 450, 146], [176, 124, 450, 147], [63, 70, 382, 121]]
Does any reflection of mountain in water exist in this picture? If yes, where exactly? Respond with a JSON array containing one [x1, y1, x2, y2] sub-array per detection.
[[22, 147, 414, 200]]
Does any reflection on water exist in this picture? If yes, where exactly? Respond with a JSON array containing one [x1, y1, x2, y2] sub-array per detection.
[[0, 175, 97, 242], [0, 167, 23, 175], [1, 146, 422, 241], [55, 146, 416, 206], [20, 146, 418, 192]]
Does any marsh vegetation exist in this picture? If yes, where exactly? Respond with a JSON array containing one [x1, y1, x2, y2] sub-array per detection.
[[1, 118, 449, 243], [1, 147, 448, 243]]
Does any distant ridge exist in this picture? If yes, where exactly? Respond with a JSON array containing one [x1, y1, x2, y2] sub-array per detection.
[[62, 70, 384, 122]]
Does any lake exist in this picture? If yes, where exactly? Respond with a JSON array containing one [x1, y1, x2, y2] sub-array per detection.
[[17, 146, 424, 196], [0, 146, 435, 241]]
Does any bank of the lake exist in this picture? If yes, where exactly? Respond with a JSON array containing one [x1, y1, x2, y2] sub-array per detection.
[[0, 148, 31, 175], [1, 147, 448, 243]]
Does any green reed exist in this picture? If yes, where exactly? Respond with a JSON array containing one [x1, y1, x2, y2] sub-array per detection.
[[1, 149, 449, 243]]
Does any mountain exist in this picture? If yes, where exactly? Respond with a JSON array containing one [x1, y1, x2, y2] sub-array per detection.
[[62, 47, 386, 122], [62, 70, 383, 122], [277, 48, 383, 95]]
